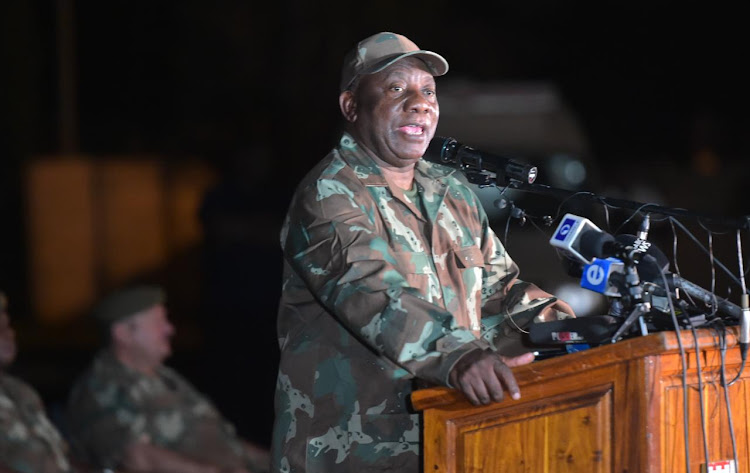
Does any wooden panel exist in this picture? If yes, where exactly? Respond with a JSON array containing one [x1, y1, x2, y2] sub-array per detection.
[[456, 387, 612, 472], [24, 157, 217, 327], [660, 354, 750, 472], [164, 160, 216, 252], [25, 159, 96, 323], [96, 160, 166, 288], [415, 328, 749, 473]]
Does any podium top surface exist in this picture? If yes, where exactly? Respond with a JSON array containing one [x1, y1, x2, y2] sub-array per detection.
[[411, 326, 740, 411]]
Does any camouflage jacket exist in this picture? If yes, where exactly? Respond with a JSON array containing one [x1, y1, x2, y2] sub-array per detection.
[[65, 349, 256, 471], [0, 374, 72, 473], [273, 133, 557, 472]]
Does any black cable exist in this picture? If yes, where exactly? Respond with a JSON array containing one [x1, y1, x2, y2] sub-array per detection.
[[714, 321, 740, 472], [689, 323, 710, 466], [656, 264, 692, 472], [612, 203, 661, 236], [602, 202, 611, 232], [707, 230, 720, 320], [669, 217, 744, 289]]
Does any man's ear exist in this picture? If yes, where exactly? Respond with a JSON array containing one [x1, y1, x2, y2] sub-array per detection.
[[339, 90, 357, 123]]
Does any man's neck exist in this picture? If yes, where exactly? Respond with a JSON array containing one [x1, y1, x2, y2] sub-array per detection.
[[380, 166, 415, 190], [112, 347, 159, 376], [354, 140, 416, 189]]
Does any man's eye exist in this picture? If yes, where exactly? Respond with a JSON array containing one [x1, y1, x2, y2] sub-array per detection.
[[391, 86, 404, 92], [424, 89, 435, 96]]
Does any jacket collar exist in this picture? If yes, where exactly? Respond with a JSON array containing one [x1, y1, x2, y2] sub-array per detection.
[[336, 132, 455, 188]]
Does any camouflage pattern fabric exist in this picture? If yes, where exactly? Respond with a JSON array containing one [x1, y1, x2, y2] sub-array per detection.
[[0, 374, 72, 473], [272, 133, 559, 472], [66, 349, 257, 471]]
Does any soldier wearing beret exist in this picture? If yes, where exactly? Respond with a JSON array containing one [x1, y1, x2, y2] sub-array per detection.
[[65, 285, 270, 473], [272, 32, 576, 472], [0, 292, 74, 473]]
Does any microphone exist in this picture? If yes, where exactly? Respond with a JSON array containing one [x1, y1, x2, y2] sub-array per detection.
[[584, 235, 743, 320], [637, 214, 650, 241], [425, 136, 538, 184], [550, 214, 654, 266], [664, 273, 742, 320], [580, 257, 626, 297], [551, 215, 744, 321], [549, 213, 608, 265]]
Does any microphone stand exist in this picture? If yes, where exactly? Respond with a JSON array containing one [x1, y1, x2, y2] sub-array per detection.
[[608, 249, 652, 343]]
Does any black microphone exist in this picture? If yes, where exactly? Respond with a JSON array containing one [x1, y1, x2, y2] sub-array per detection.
[[425, 136, 538, 184], [577, 229, 655, 264], [664, 273, 742, 320]]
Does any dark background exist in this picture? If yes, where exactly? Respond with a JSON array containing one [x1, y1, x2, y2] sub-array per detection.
[[1, 1, 749, 448]]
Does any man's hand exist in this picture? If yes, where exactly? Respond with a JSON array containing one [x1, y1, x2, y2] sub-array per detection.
[[448, 349, 534, 405]]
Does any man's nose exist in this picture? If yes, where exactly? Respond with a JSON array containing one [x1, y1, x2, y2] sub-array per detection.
[[405, 91, 433, 114]]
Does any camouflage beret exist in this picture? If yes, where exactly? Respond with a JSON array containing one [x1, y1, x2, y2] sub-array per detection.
[[340, 32, 449, 92], [93, 285, 165, 327]]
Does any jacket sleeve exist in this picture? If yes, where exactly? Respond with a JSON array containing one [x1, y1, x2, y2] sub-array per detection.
[[474, 198, 573, 354], [281, 178, 491, 387]]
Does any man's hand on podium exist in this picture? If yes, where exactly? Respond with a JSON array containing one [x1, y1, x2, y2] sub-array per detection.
[[449, 349, 535, 405]]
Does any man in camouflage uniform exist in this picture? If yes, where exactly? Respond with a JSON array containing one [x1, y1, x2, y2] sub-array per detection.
[[272, 32, 575, 472], [0, 292, 73, 473], [65, 285, 270, 473]]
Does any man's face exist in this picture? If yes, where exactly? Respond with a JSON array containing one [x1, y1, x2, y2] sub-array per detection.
[[0, 307, 17, 370], [119, 304, 174, 367], [344, 57, 439, 169]]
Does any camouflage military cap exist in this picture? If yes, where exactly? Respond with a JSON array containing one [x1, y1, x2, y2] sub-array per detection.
[[93, 285, 165, 327], [340, 32, 449, 92]]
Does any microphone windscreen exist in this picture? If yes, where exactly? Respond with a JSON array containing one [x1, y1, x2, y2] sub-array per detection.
[[424, 136, 452, 164], [579, 230, 615, 260]]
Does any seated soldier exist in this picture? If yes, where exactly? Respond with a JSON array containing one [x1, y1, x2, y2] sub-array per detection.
[[65, 285, 269, 473], [0, 292, 74, 473]]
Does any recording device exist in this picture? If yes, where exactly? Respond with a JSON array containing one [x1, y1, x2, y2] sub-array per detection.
[[424, 136, 538, 185], [527, 315, 620, 347]]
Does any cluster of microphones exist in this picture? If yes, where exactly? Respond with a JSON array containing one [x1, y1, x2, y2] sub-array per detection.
[[423, 136, 749, 353], [545, 213, 748, 352]]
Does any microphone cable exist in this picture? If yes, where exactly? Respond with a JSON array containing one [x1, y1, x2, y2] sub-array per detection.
[[713, 318, 740, 472], [654, 260, 692, 472], [688, 322, 710, 467], [669, 217, 745, 289]]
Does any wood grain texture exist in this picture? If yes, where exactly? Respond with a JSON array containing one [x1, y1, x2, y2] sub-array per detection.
[[413, 327, 749, 472]]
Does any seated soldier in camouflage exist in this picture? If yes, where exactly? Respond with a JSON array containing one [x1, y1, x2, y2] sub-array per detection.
[[65, 285, 270, 473], [0, 292, 74, 473]]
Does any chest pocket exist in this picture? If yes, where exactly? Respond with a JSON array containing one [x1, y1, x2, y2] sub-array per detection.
[[452, 246, 485, 302], [392, 250, 437, 301], [392, 251, 433, 275], [453, 246, 484, 269]]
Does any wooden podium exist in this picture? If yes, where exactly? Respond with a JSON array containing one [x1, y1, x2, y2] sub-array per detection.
[[412, 327, 749, 472]]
